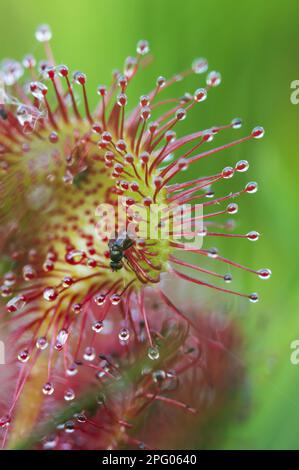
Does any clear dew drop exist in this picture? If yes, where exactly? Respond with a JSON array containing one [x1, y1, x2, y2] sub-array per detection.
[[6, 295, 26, 313], [66, 363, 78, 377], [235, 160, 249, 172], [36, 336, 48, 350], [156, 76, 166, 88], [4, 271, 16, 287], [0, 285, 11, 297], [65, 249, 86, 265], [192, 57, 208, 74], [76, 413, 88, 423], [83, 346, 96, 361], [42, 382, 54, 396], [94, 294, 106, 306], [62, 276, 73, 288], [118, 327, 130, 343], [35, 24, 52, 42], [110, 294, 121, 305], [30, 81, 48, 100], [18, 349, 30, 363], [16, 105, 34, 127], [55, 329, 69, 350], [2, 59, 24, 86], [22, 264, 36, 281], [136, 39, 149, 55], [43, 435, 58, 450], [206, 71, 221, 87], [73, 71, 86, 85], [92, 321, 104, 333], [72, 303, 82, 314], [231, 118, 242, 129], [64, 420, 75, 433], [148, 346, 160, 361], [203, 130, 214, 143], [224, 273, 233, 283], [258, 268, 272, 280], [222, 166, 234, 179], [252, 126, 265, 139], [64, 388, 75, 401], [175, 108, 187, 121], [227, 203, 238, 214], [208, 247, 218, 259], [57, 64, 69, 77], [194, 88, 207, 102], [249, 293, 259, 303], [245, 181, 258, 194], [43, 286, 58, 302], [124, 57, 137, 78], [247, 231, 260, 241], [165, 130, 176, 143]]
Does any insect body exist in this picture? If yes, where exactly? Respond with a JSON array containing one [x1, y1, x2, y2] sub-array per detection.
[[108, 234, 134, 271]]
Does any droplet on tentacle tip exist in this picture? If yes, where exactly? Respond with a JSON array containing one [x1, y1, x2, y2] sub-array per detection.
[[206, 71, 221, 87], [148, 346, 160, 360], [73, 71, 86, 85], [208, 247, 219, 259], [23, 54, 36, 69], [36, 336, 48, 350], [18, 349, 30, 363], [35, 24, 52, 42], [227, 203, 238, 214], [43, 286, 58, 302], [65, 249, 86, 265], [231, 117, 242, 129], [55, 329, 69, 350], [192, 57, 208, 74], [64, 388, 75, 401], [72, 303, 82, 315], [235, 160, 249, 172], [175, 108, 187, 121], [222, 167, 234, 179], [6, 295, 26, 313], [3, 272, 16, 287], [42, 382, 54, 396], [251, 126, 265, 139], [43, 435, 58, 450], [30, 81, 48, 100], [245, 182, 258, 194], [136, 39, 149, 55], [110, 294, 121, 305], [249, 293, 259, 303], [0, 285, 12, 297], [66, 363, 78, 377], [194, 88, 207, 102], [92, 321, 104, 333], [83, 346, 96, 361], [94, 294, 106, 306], [76, 413, 88, 423], [152, 370, 166, 383], [22, 264, 36, 281], [118, 328, 130, 343], [64, 421, 75, 433], [258, 268, 272, 280], [247, 231, 260, 241], [224, 273, 233, 283]]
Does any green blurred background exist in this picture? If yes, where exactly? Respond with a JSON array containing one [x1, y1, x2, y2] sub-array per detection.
[[1, 0, 298, 449]]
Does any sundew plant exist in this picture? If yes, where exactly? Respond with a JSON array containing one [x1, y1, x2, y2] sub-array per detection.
[[0, 24, 269, 450]]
